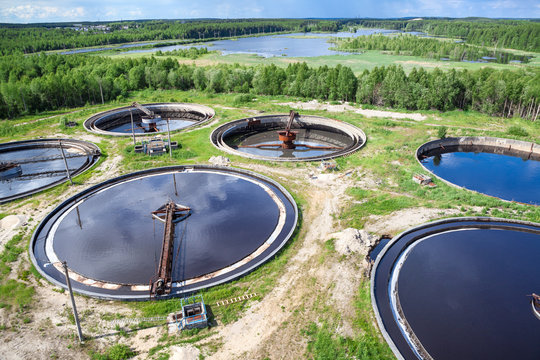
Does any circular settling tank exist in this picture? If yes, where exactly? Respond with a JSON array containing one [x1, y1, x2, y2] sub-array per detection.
[[30, 166, 297, 300], [0, 139, 100, 203], [84, 103, 215, 136], [417, 137, 540, 205], [372, 218, 540, 360], [211, 114, 366, 161]]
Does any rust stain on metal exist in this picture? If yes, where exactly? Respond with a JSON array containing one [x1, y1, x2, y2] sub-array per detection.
[[150, 200, 191, 297], [239, 110, 342, 151]]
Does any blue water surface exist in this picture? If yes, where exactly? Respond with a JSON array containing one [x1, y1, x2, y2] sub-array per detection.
[[422, 150, 540, 205]]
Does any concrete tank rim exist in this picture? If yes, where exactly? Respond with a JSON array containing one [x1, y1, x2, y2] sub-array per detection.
[[370, 216, 540, 360], [415, 136, 540, 206], [29, 164, 298, 301], [210, 114, 367, 162], [0, 138, 101, 204], [83, 102, 215, 137]]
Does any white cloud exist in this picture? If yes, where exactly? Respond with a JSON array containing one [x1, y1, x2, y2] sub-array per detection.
[[105, 9, 118, 18], [2, 4, 85, 21], [447, 0, 465, 7], [488, 0, 518, 9], [128, 8, 143, 17]]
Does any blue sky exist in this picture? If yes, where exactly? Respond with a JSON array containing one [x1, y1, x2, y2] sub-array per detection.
[[0, 0, 538, 23]]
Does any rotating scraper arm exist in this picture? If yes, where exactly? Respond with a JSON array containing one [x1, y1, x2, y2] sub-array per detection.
[[132, 102, 155, 118], [286, 110, 297, 132]]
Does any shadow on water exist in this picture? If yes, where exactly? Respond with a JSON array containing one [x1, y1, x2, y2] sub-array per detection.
[[368, 236, 391, 262]]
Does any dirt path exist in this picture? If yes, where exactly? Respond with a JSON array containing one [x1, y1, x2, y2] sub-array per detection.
[[14, 109, 85, 127], [278, 100, 429, 121], [204, 168, 354, 359]]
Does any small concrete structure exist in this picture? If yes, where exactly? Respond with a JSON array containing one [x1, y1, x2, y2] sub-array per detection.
[[178, 295, 208, 330], [319, 160, 338, 171], [208, 156, 231, 166], [412, 174, 436, 187], [134, 138, 178, 156]]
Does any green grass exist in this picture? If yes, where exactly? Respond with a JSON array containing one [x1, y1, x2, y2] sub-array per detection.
[[0, 230, 36, 313], [105, 46, 539, 75], [1, 233, 24, 265], [0, 279, 34, 311], [341, 189, 419, 228], [303, 282, 394, 360], [0, 232, 25, 277], [90, 344, 136, 360], [507, 125, 529, 137]]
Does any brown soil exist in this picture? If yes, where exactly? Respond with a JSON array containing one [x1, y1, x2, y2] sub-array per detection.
[[278, 100, 429, 121]]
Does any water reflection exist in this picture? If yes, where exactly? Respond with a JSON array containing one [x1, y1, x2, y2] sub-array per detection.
[[396, 228, 540, 359], [421, 145, 540, 205], [52, 171, 281, 284], [0, 146, 89, 200], [226, 128, 351, 159]]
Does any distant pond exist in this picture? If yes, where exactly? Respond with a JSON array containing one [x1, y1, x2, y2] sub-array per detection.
[[124, 29, 399, 57], [60, 29, 532, 64]]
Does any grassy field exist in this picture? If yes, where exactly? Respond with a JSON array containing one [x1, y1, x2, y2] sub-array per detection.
[[106, 46, 540, 74], [0, 89, 539, 359]]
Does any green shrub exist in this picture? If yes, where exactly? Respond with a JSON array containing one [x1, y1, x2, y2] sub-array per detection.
[[507, 125, 528, 137], [91, 344, 136, 360], [437, 126, 447, 139], [232, 94, 253, 105]]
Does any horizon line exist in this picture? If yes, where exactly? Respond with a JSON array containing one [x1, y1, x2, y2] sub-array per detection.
[[1, 16, 539, 26]]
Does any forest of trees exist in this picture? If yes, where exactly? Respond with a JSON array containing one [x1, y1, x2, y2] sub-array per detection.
[[334, 34, 529, 63], [1, 53, 538, 121], [154, 47, 210, 59], [347, 18, 540, 52], [0, 19, 339, 55]]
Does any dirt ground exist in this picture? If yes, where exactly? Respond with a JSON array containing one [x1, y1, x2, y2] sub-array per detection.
[[277, 100, 429, 121]]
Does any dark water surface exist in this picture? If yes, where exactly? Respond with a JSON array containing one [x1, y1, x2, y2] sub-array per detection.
[[396, 228, 540, 360], [421, 146, 540, 205], [227, 128, 352, 159], [369, 237, 390, 261], [52, 171, 281, 285], [0, 147, 88, 201]]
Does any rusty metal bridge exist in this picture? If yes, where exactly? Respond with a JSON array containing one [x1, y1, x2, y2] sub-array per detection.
[[150, 200, 191, 298]]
